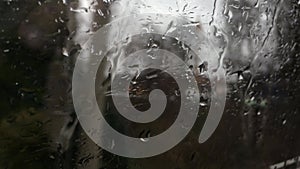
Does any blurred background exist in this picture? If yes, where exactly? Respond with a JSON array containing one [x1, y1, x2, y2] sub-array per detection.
[[0, 0, 299, 169]]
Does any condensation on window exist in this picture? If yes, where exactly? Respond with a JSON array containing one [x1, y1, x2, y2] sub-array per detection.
[[0, 0, 299, 169]]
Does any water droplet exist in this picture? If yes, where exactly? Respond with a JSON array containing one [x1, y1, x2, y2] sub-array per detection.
[[3, 49, 10, 53], [199, 102, 207, 107], [62, 47, 69, 57], [139, 130, 151, 142], [97, 9, 104, 16], [70, 7, 88, 13], [175, 90, 180, 96], [146, 74, 158, 79], [282, 120, 287, 125], [111, 139, 115, 149]]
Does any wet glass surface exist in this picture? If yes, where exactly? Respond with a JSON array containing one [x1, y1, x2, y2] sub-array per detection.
[[0, 0, 299, 169]]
